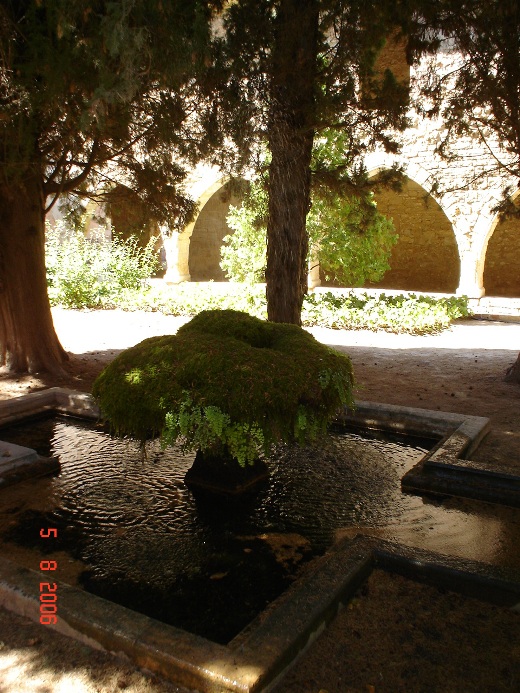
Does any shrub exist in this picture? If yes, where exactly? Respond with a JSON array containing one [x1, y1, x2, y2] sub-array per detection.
[[221, 178, 397, 286], [302, 292, 471, 334], [115, 283, 471, 335], [117, 281, 267, 318], [45, 220, 158, 308], [222, 182, 268, 283]]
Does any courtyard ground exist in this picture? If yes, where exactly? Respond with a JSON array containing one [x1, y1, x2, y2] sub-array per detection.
[[0, 307, 519, 692]]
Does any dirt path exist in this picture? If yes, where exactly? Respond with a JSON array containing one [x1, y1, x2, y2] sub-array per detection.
[[0, 309, 519, 692]]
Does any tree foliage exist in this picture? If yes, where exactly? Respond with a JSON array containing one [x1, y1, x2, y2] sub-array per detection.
[[410, 1, 520, 200], [0, 0, 220, 373], [222, 174, 397, 287], [203, 0, 412, 325], [308, 194, 397, 286], [0, 0, 220, 225], [207, 1, 410, 171], [222, 181, 269, 284]]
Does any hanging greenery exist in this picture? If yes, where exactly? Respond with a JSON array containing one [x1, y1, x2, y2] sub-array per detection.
[[92, 309, 355, 466]]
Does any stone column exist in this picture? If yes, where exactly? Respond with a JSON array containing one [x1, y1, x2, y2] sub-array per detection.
[[307, 258, 321, 290], [162, 228, 193, 284], [457, 252, 485, 297]]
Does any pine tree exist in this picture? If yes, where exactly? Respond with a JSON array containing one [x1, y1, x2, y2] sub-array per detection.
[[205, 0, 411, 324], [0, 0, 219, 373]]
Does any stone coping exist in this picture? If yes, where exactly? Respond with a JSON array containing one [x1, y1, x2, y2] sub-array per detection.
[[0, 386, 489, 453], [341, 401, 520, 508], [336, 399, 489, 454], [0, 535, 518, 692], [0, 387, 100, 425], [0, 440, 39, 470], [333, 400, 520, 507]]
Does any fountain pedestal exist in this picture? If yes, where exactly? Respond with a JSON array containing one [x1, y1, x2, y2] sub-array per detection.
[[185, 449, 269, 496]]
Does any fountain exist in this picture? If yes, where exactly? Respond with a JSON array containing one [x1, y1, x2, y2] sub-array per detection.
[[0, 312, 519, 691], [91, 309, 355, 496]]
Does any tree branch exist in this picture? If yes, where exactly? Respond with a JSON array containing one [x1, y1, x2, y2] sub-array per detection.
[[44, 139, 100, 196]]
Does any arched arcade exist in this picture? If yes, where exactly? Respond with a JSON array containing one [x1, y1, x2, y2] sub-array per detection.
[[366, 175, 461, 293]]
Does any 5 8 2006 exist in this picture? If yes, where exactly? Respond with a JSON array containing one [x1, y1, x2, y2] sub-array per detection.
[[39, 528, 58, 625]]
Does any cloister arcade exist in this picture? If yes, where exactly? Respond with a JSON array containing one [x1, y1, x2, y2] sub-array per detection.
[[160, 163, 520, 299]]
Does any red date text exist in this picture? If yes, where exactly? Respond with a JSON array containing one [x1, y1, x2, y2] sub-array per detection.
[[39, 529, 58, 625]]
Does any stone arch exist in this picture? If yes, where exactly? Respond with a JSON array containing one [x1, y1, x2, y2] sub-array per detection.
[[365, 156, 460, 228], [188, 178, 244, 282], [482, 191, 520, 297], [106, 184, 157, 244], [363, 172, 461, 293]]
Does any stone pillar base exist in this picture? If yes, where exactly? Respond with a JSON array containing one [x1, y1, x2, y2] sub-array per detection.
[[185, 449, 269, 497]]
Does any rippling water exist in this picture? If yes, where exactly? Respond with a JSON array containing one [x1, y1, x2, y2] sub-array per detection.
[[1, 415, 519, 642]]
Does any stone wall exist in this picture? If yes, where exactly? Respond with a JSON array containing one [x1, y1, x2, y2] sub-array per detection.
[[362, 38, 520, 298], [369, 178, 460, 293], [374, 31, 410, 87], [484, 213, 520, 297], [165, 39, 520, 299]]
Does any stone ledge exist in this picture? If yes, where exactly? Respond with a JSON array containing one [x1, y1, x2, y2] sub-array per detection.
[[0, 535, 518, 692], [0, 387, 99, 425], [0, 440, 39, 470], [0, 435, 59, 488]]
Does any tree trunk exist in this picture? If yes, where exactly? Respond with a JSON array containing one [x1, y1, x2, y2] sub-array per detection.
[[266, 0, 319, 325], [0, 173, 68, 374], [505, 352, 520, 383]]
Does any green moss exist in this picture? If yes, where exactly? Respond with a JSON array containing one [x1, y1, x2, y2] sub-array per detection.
[[92, 309, 355, 465]]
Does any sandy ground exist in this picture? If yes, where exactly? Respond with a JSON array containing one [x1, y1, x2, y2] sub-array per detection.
[[0, 308, 519, 692]]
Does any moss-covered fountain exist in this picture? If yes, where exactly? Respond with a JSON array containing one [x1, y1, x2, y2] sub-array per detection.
[[92, 309, 355, 496]]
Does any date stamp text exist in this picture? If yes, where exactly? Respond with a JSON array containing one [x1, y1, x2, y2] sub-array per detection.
[[39, 528, 58, 625]]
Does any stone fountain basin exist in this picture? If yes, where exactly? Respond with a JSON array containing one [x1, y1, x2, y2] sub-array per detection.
[[0, 387, 498, 502], [0, 388, 519, 692]]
